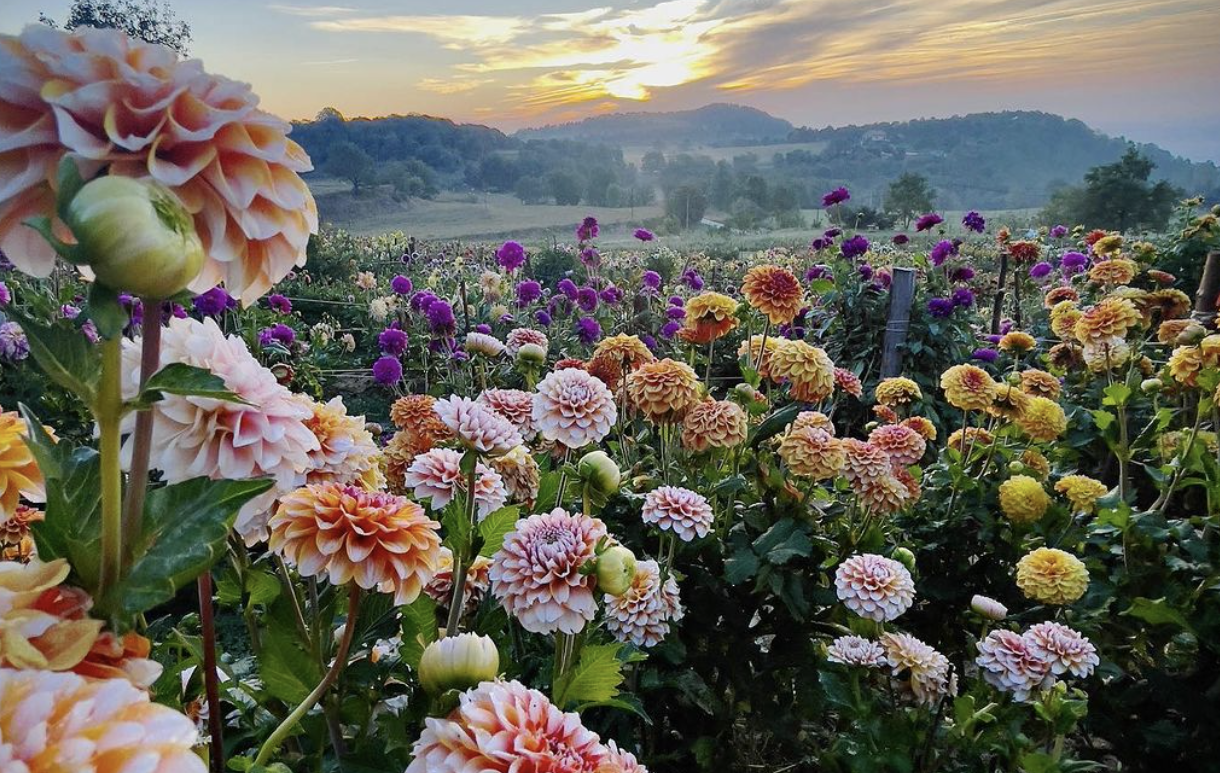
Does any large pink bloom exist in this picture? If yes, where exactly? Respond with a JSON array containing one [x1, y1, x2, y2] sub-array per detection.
[[604, 559, 683, 648], [403, 447, 508, 520], [641, 486, 713, 542], [489, 508, 607, 634], [0, 25, 316, 305], [532, 368, 617, 450]]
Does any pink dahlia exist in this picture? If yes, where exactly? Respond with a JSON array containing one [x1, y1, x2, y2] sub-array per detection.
[[641, 486, 713, 542], [532, 368, 617, 450], [403, 447, 507, 519], [434, 396, 523, 457], [604, 741, 649, 773], [478, 388, 536, 440], [489, 508, 607, 634], [975, 629, 1053, 701], [881, 632, 955, 705], [867, 423, 927, 466], [835, 553, 915, 622], [1023, 621, 1099, 678], [120, 316, 318, 544], [301, 395, 379, 486], [604, 559, 684, 648], [424, 547, 493, 615], [0, 25, 317, 305], [833, 367, 864, 398], [407, 680, 611, 773], [505, 327, 549, 357], [827, 635, 887, 667]]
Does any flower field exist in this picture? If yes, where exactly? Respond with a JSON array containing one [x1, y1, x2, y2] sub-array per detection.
[[2, 24, 1220, 773]]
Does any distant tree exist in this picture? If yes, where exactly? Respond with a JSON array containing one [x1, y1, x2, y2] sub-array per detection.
[[325, 141, 375, 195], [514, 176, 548, 205], [641, 150, 666, 173], [841, 205, 896, 230], [315, 107, 345, 123], [380, 159, 437, 201], [548, 171, 582, 205], [666, 186, 707, 229], [40, 0, 191, 52], [710, 161, 735, 210], [1079, 147, 1179, 230], [477, 154, 520, 192], [584, 167, 617, 207], [742, 175, 769, 208], [728, 197, 766, 230], [885, 173, 936, 227], [769, 185, 801, 216]]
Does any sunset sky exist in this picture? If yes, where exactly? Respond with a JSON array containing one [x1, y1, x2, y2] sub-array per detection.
[[4, 0, 1220, 161]]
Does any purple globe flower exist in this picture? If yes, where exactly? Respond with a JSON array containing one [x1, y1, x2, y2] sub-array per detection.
[[576, 286, 599, 313], [1060, 252, 1088, 275], [576, 316, 602, 345], [496, 240, 527, 271], [666, 306, 687, 320], [857, 264, 874, 281], [1050, 225, 1068, 239], [1000, 319, 1014, 334], [892, 233, 910, 245], [682, 269, 704, 291], [452, 349, 469, 362], [640, 334, 658, 351], [259, 323, 296, 348], [952, 287, 975, 307], [930, 239, 956, 266], [805, 264, 832, 281], [634, 228, 655, 242], [915, 213, 944, 232], [193, 287, 236, 318], [475, 323, 492, 334], [535, 309, 552, 326], [391, 275, 413, 295], [660, 320, 682, 339], [379, 326, 408, 356], [167, 302, 188, 319], [668, 295, 684, 307], [983, 334, 1002, 344], [874, 270, 892, 290], [0, 281, 11, 306], [1029, 261, 1054, 280], [823, 228, 842, 238], [412, 291, 438, 313], [372, 355, 403, 386], [0, 321, 29, 361], [810, 237, 832, 251], [971, 348, 1000, 363], [516, 280, 542, 305], [576, 216, 599, 241], [580, 247, 601, 268], [822, 187, 850, 207], [950, 266, 976, 282], [267, 294, 292, 314], [549, 295, 572, 318], [962, 211, 986, 233], [600, 285, 623, 305], [927, 298, 955, 318], [557, 278, 579, 300], [427, 300, 456, 336], [642, 270, 662, 293], [841, 235, 870, 260]]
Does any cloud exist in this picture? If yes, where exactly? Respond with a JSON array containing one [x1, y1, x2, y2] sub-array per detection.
[[417, 77, 493, 95], [269, 4, 356, 17]]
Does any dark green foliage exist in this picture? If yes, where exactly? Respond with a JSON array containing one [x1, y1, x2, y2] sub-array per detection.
[[40, 0, 192, 52], [1041, 147, 1182, 231], [885, 172, 937, 228]]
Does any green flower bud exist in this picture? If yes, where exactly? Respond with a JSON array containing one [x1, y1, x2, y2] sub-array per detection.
[[596, 545, 637, 597], [66, 176, 205, 299], [1141, 378, 1163, 394], [418, 633, 500, 695], [578, 450, 621, 496], [1006, 372, 1022, 385], [1176, 323, 1206, 346], [892, 547, 916, 572], [516, 342, 547, 367], [1008, 460, 1026, 473]]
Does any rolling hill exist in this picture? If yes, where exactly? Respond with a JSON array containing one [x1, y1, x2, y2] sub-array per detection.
[[515, 103, 793, 146]]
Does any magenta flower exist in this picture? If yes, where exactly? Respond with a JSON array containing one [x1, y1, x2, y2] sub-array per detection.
[[822, 187, 850, 207], [372, 355, 403, 385], [576, 216, 599, 241], [915, 213, 944, 232], [634, 228, 655, 241], [267, 294, 291, 314], [495, 241, 526, 272]]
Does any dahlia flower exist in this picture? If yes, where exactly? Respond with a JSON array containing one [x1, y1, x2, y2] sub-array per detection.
[[1088, 258, 1137, 285], [628, 359, 702, 424], [970, 594, 1008, 620], [1, 504, 40, 561], [999, 475, 1050, 524], [0, 25, 316, 305], [74, 630, 162, 689], [389, 394, 452, 451], [940, 364, 998, 412], [835, 553, 916, 622], [769, 340, 835, 403], [424, 547, 493, 615], [793, 410, 835, 435], [1019, 369, 1062, 399], [975, 629, 1053, 701], [901, 416, 937, 441], [875, 377, 922, 407], [489, 508, 607, 634], [681, 400, 748, 452], [738, 334, 781, 378], [532, 368, 617, 449], [403, 448, 508, 519], [301, 396, 378, 486], [834, 367, 864, 398], [881, 632, 954, 705], [0, 558, 102, 671], [827, 635, 887, 667], [1016, 396, 1067, 442], [434, 396, 523, 457], [1074, 297, 1141, 345], [0, 669, 206, 772], [641, 486, 713, 542], [505, 327, 548, 357], [1021, 449, 1051, 479], [1055, 475, 1108, 513], [604, 559, 684, 647], [1016, 547, 1089, 605], [0, 409, 45, 520], [999, 331, 1036, 353], [742, 265, 803, 324], [120, 317, 318, 544], [1082, 336, 1131, 372], [679, 292, 739, 344], [269, 483, 442, 604], [465, 332, 505, 358], [478, 388, 536, 440], [947, 426, 994, 454], [868, 423, 926, 466], [588, 334, 655, 391], [490, 445, 541, 509], [1023, 621, 1099, 677], [778, 427, 845, 481]]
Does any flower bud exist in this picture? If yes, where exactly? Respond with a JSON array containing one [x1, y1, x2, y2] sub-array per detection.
[[596, 545, 637, 597], [418, 633, 500, 695], [1176, 323, 1206, 346], [270, 363, 293, 386], [1006, 372, 1022, 385], [66, 176, 205, 299], [1008, 460, 1026, 474], [892, 547, 916, 572], [578, 450, 621, 496], [516, 343, 547, 367], [1141, 378, 1163, 394], [970, 594, 1008, 621]]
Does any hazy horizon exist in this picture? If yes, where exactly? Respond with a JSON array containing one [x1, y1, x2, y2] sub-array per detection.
[[4, 0, 1219, 163]]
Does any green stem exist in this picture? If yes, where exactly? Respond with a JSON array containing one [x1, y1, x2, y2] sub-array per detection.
[[445, 461, 480, 636], [97, 335, 124, 596], [255, 585, 362, 767], [121, 299, 163, 570]]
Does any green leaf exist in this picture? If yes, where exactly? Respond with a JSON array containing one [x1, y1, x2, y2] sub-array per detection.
[[709, 474, 747, 497], [1102, 382, 1132, 407], [749, 402, 803, 448], [1090, 410, 1115, 431], [555, 643, 627, 709], [753, 519, 812, 565], [807, 278, 835, 295], [441, 498, 474, 558], [478, 505, 520, 557], [723, 548, 760, 585], [54, 156, 87, 220], [1122, 597, 1195, 633], [259, 617, 322, 705], [88, 283, 127, 341], [102, 477, 273, 619], [8, 310, 100, 404], [400, 595, 439, 670], [130, 363, 248, 409]]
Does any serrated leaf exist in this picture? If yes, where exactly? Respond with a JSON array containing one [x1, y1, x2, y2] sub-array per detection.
[[555, 643, 626, 709], [478, 506, 520, 557], [8, 310, 99, 404], [723, 550, 760, 584], [130, 362, 248, 408], [259, 616, 322, 705], [753, 519, 812, 565], [441, 498, 474, 558], [400, 595, 439, 670]]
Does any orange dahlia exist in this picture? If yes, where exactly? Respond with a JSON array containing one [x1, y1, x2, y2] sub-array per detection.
[[1088, 258, 1137, 285], [589, 334, 655, 391], [901, 416, 937, 441], [941, 365, 998, 412], [769, 340, 835, 403], [1157, 319, 1195, 344], [999, 331, 1036, 353], [681, 400, 748, 452], [988, 383, 1031, 421], [874, 377, 922, 407], [1019, 369, 1061, 399], [678, 292, 739, 344], [302, 396, 379, 486], [1051, 307, 1083, 341], [1016, 396, 1067, 442], [779, 427, 845, 481], [738, 335, 781, 378], [269, 483, 443, 604], [868, 423, 926, 465], [1074, 297, 1141, 345], [389, 394, 453, 455], [627, 358, 702, 424], [0, 558, 102, 671], [0, 409, 45, 520], [74, 630, 162, 688], [947, 426, 994, 453], [834, 368, 864, 398], [793, 410, 835, 435], [742, 265, 803, 324], [1, 503, 42, 561], [1047, 342, 1083, 371], [1043, 287, 1079, 308]]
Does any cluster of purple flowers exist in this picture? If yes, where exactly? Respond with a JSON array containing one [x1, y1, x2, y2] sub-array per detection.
[[840, 234, 870, 260], [258, 323, 296, 349], [805, 264, 832, 282], [516, 280, 542, 306], [1050, 224, 1069, 239], [426, 299, 456, 336], [681, 268, 703, 291], [892, 234, 910, 245], [600, 285, 623, 305], [576, 216, 599, 241], [822, 187, 850, 207], [0, 321, 29, 361], [372, 355, 402, 386], [194, 287, 237, 318], [642, 270, 662, 294], [915, 213, 944, 232], [391, 275, 413, 295], [0, 281, 10, 306], [962, 211, 986, 233], [634, 228, 654, 242], [576, 286, 599, 312], [930, 239, 959, 266], [576, 316, 601, 345], [495, 241, 527, 272]]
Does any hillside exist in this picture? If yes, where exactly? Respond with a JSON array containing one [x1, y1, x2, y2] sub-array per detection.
[[515, 103, 793, 146]]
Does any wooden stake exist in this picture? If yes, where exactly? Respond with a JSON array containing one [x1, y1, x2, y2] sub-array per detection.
[[880, 267, 916, 378]]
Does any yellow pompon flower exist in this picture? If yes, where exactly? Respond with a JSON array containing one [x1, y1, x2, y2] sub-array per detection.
[[627, 358, 702, 424], [1055, 474, 1108, 513], [590, 334, 655, 393], [1157, 319, 1194, 344], [1021, 449, 1051, 479], [679, 292, 739, 344], [1019, 369, 1061, 400], [1016, 396, 1068, 442], [875, 377, 922, 407], [901, 416, 937, 441], [778, 427, 845, 481], [1092, 234, 1123, 257], [793, 410, 835, 435], [947, 426, 994, 453], [999, 331, 1037, 353], [1145, 289, 1192, 320], [1044, 287, 1079, 308], [1051, 308, 1083, 341], [988, 383, 1031, 421], [1083, 336, 1131, 372], [681, 400, 748, 452], [0, 410, 46, 520], [741, 265, 804, 324], [738, 335, 781, 378], [1088, 258, 1137, 285], [1074, 297, 1141, 345], [1016, 547, 1089, 605], [769, 340, 835, 403], [999, 475, 1050, 524], [941, 365, 997, 412]]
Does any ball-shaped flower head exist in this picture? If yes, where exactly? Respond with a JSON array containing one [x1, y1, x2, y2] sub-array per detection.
[[793, 410, 835, 435], [1074, 297, 1141, 345], [840, 438, 892, 487], [678, 292, 739, 344], [1016, 396, 1067, 442], [1088, 258, 1137, 285], [1145, 288, 1192, 321], [1023, 622, 1099, 677], [835, 553, 916, 622], [1082, 336, 1131, 372], [1054, 474, 1108, 513], [999, 331, 1037, 354], [742, 265, 803, 324], [738, 334, 781, 378], [490, 445, 541, 510], [465, 331, 505, 358], [940, 364, 998, 412], [999, 475, 1049, 524], [0, 669, 206, 772], [403, 447, 507, 518], [505, 327, 549, 357], [1167, 344, 1207, 386], [641, 486, 714, 542], [1051, 308, 1083, 341], [987, 382, 1030, 422], [947, 426, 993, 453], [604, 559, 684, 648], [1016, 547, 1089, 605], [489, 508, 607, 634], [301, 396, 379, 486], [881, 632, 954, 706], [0, 25, 316, 305], [681, 399, 748, 452], [834, 367, 864, 398], [434, 396, 523, 457], [389, 395, 452, 449], [868, 423, 926, 465], [827, 635, 887, 667], [778, 427, 845, 481], [588, 333, 655, 391], [901, 416, 937, 441], [604, 741, 649, 773], [424, 547, 493, 615], [532, 368, 617, 450], [1021, 449, 1051, 479], [0, 409, 46, 519], [769, 340, 835, 403], [1019, 369, 1061, 400], [975, 629, 1053, 701], [269, 483, 442, 604], [628, 358, 702, 424], [478, 388, 536, 440], [874, 377, 922, 407]]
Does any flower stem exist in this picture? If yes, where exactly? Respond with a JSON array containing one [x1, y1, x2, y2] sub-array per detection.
[[199, 571, 225, 773], [97, 335, 124, 597], [121, 299, 163, 570], [445, 462, 480, 635], [255, 585, 362, 767]]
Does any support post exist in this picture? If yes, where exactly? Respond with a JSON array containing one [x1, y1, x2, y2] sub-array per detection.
[[1192, 251, 1220, 329], [880, 267, 916, 378]]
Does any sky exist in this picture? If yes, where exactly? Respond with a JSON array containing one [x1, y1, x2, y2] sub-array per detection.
[[4, 0, 1220, 162]]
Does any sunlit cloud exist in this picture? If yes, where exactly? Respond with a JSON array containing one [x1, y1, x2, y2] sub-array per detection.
[[268, 4, 355, 17], [418, 77, 493, 95], [301, 58, 359, 66], [311, 14, 529, 47]]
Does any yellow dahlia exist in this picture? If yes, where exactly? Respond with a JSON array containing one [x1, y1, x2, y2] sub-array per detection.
[[0, 409, 45, 520], [1019, 369, 1061, 399], [901, 416, 937, 441], [681, 400, 748, 452], [1145, 289, 1192, 320], [778, 427, 845, 481], [999, 475, 1049, 524], [941, 365, 997, 412], [490, 445, 541, 510], [738, 334, 780, 378], [1047, 342, 1083, 371], [999, 331, 1036, 354], [1021, 449, 1051, 479], [769, 339, 835, 403], [1051, 308, 1083, 341], [793, 410, 835, 435], [1016, 547, 1089, 605], [1167, 345, 1206, 386], [1016, 396, 1067, 442], [1088, 258, 1137, 285], [875, 377, 922, 407], [947, 426, 994, 453], [988, 383, 1031, 421], [742, 265, 803, 324], [1157, 319, 1194, 344], [881, 632, 954, 706], [678, 292, 739, 344], [627, 358, 702, 424], [1055, 475, 1108, 513], [588, 334, 655, 392], [1043, 287, 1080, 308], [1074, 297, 1140, 345], [1082, 336, 1131, 372], [301, 396, 379, 486]]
